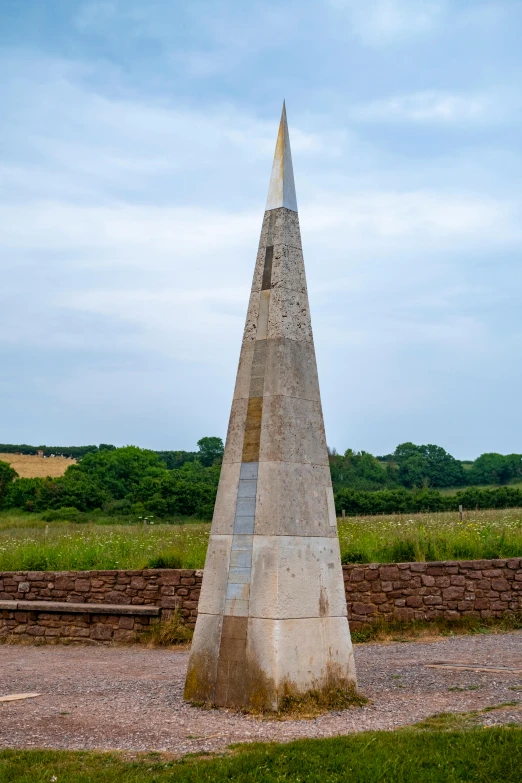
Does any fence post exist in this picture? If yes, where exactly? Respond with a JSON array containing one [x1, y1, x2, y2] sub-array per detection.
[[459, 504, 463, 523]]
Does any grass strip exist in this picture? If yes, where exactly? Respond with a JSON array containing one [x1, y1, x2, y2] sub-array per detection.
[[1, 727, 521, 782]]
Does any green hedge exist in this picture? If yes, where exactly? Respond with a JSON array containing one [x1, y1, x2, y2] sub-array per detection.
[[334, 486, 522, 516]]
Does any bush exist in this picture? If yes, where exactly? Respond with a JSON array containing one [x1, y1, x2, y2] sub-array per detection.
[[0, 460, 17, 506], [146, 552, 184, 569], [334, 486, 522, 516], [41, 507, 83, 522]]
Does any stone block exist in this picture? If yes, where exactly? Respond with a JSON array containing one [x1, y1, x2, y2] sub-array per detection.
[[352, 602, 377, 615], [491, 579, 510, 592], [233, 342, 255, 399], [263, 338, 320, 401], [222, 398, 248, 464], [198, 535, 232, 615], [255, 461, 334, 537], [379, 566, 400, 581], [267, 286, 313, 343], [249, 535, 347, 620], [450, 575, 465, 586], [442, 587, 464, 601], [424, 595, 443, 606], [211, 461, 242, 535], [248, 615, 355, 701], [27, 625, 45, 636], [394, 607, 414, 621], [259, 396, 328, 466], [91, 624, 113, 641]]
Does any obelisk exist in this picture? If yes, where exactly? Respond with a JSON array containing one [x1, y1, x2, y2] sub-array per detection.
[[184, 103, 356, 710]]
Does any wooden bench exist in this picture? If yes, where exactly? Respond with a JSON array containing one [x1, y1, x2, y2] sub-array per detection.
[[0, 600, 160, 616]]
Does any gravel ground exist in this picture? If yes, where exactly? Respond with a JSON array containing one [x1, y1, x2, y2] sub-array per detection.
[[1, 632, 521, 755]]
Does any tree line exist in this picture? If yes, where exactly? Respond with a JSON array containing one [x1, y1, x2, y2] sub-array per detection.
[[0, 439, 520, 520], [330, 442, 522, 491]]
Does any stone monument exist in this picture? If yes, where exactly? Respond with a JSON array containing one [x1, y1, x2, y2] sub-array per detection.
[[184, 103, 356, 710]]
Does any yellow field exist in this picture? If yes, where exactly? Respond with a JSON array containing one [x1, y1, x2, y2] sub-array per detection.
[[0, 453, 76, 478]]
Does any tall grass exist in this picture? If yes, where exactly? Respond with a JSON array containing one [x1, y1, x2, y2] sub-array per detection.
[[1, 508, 522, 571], [0, 512, 209, 571], [338, 508, 522, 563]]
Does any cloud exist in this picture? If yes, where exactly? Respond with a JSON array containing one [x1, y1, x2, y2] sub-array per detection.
[[328, 0, 446, 45], [352, 91, 497, 124], [2, 28, 522, 454]]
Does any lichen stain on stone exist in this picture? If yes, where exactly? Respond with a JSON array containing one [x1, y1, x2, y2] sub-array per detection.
[[183, 651, 215, 705], [187, 652, 360, 716], [319, 586, 329, 617]]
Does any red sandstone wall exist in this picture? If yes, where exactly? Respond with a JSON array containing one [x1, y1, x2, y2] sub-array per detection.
[[0, 569, 202, 626], [343, 559, 522, 630], [1, 558, 521, 635]]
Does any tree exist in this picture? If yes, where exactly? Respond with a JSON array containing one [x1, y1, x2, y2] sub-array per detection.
[[468, 453, 522, 485], [0, 460, 17, 507], [329, 449, 389, 491], [393, 442, 466, 489], [197, 437, 224, 467]]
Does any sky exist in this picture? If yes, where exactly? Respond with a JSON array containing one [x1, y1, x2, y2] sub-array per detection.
[[1, 0, 521, 459]]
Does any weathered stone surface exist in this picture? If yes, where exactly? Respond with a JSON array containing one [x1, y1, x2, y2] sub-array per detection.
[[197, 536, 232, 616], [249, 536, 347, 619], [184, 105, 355, 709], [233, 343, 255, 400], [267, 286, 313, 343], [211, 462, 241, 535], [259, 396, 329, 466], [222, 399, 248, 464], [263, 338, 320, 402], [254, 462, 335, 537]]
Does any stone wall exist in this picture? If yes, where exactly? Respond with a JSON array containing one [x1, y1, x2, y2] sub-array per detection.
[[0, 568, 202, 624], [344, 559, 522, 630], [1, 559, 521, 642], [0, 606, 155, 644]]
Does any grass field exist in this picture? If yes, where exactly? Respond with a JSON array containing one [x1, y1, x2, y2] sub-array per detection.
[[0, 453, 75, 478], [1, 507, 522, 571], [337, 508, 522, 563], [0, 512, 208, 571], [1, 726, 521, 782]]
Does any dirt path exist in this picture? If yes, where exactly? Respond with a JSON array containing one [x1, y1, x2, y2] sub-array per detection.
[[1, 632, 521, 754]]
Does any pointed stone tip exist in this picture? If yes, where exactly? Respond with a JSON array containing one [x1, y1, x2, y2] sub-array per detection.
[[265, 103, 297, 213]]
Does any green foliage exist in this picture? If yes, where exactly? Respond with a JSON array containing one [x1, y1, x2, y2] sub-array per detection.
[[334, 485, 522, 517], [0, 460, 17, 505], [329, 449, 391, 491], [2, 438, 522, 521], [393, 442, 467, 488], [145, 552, 184, 569], [0, 443, 99, 458], [140, 610, 194, 646], [1, 727, 521, 782], [337, 508, 522, 564], [156, 450, 198, 469], [1, 446, 220, 520], [468, 452, 522, 485], [0, 516, 210, 571], [197, 436, 224, 467]]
